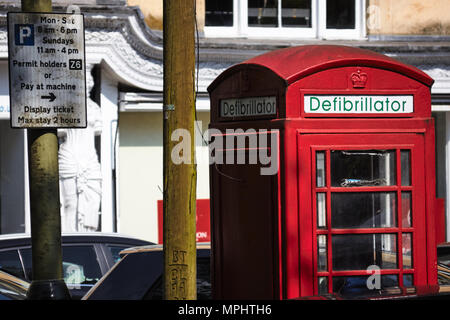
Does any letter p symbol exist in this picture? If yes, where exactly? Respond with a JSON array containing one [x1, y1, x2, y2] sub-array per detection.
[[15, 24, 34, 46]]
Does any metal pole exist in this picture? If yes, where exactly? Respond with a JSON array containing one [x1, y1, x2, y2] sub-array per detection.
[[21, 0, 71, 300], [163, 0, 197, 300]]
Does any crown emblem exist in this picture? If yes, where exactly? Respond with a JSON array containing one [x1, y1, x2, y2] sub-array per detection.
[[351, 69, 368, 88]]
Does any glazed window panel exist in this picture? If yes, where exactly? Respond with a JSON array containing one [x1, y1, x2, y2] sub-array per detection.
[[401, 150, 411, 186], [205, 0, 234, 26], [318, 276, 328, 294], [403, 274, 414, 287], [332, 234, 398, 271], [332, 274, 398, 294], [317, 234, 328, 271], [281, 0, 312, 27], [316, 193, 327, 228], [401, 192, 412, 228], [326, 0, 355, 29], [248, 0, 279, 27], [316, 151, 326, 187], [402, 233, 413, 269], [331, 192, 397, 229], [331, 150, 396, 187]]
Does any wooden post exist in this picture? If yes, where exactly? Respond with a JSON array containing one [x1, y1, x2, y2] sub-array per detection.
[[163, 0, 197, 300], [21, 0, 71, 300]]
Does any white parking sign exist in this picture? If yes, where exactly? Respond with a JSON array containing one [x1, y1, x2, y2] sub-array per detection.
[[7, 12, 86, 128]]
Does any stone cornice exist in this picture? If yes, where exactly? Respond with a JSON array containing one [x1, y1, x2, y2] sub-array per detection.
[[0, 5, 448, 92], [0, 6, 231, 91]]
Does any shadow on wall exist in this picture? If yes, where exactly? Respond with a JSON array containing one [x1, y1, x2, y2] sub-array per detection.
[[118, 111, 210, 148]]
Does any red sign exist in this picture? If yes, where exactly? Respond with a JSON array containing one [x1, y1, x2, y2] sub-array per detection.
[[157, 199, 210, 244]]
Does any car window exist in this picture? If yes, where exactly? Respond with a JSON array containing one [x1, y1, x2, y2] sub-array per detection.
[[106, 245, 130, 264], [0, 250, 25, 279], [20, 245, 102, 286]]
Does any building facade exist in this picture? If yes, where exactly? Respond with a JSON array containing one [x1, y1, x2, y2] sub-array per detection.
[[0, 0, 449, 243]]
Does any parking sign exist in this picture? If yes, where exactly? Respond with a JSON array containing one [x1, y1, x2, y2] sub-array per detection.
[[7, 12, 86, 128], [14, 24, 35, 45]]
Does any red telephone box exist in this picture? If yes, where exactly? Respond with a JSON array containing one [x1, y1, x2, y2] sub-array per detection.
[[207, 45, 440, 299]]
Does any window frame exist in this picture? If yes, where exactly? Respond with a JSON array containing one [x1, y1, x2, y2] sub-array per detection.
[[298, 133, 428, 296], [311, 142, 421, 294], [203, 0, 366, 40]]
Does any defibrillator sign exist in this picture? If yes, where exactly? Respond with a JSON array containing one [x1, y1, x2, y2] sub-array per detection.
[[304, 95, 414, 114]]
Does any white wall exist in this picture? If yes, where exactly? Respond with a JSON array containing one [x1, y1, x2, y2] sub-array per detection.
[[117, 111, 210, 243], [100, 73, 119, 232]]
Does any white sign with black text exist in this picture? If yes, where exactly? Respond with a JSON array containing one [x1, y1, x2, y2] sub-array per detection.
[[8, 12, 86, 128], [220, 96, 277, 118]]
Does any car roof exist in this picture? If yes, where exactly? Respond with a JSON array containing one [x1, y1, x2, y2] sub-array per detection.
[[83, 243, 211, 300], [119, 242, 211, 256], [0, 232, 153, 248]]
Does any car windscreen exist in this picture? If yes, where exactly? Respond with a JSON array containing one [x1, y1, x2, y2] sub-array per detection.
[[20, 245, 102, 287], [86, 250, 163, 300], [0, 250, 25, 280]]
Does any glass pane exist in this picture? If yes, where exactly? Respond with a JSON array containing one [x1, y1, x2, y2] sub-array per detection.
[[331, 192, 397, 228], [317, 193, 327, 228], [316, 151, 326, 187], [282, 0, 311, 27], [332, 275, 398, 295], [402, 233, 413, 269], [403, 274, 414, 287], [317, 235, 328, 271], [326, 0, 355, 29], [248, 0, 278, 27], [331, 150, 396, 187], [0, 250, 25, 279], [61, 246, 102, 286], [332, 234, 397, 271], [318, 276, 328, 294], [401, 150, 411, 186], [106, 245, 129, 264], [402, 192, 412, 228], [205, 0, 234, 26]]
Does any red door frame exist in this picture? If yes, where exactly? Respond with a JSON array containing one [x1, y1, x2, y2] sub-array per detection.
[[298, 133, 427, 296]]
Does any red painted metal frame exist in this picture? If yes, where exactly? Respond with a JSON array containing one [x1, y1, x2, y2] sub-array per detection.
[[208, 45, 438, 300], [298, 134, 428, 296]]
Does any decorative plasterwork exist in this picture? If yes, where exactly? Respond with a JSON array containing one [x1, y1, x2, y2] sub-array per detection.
[[419, 66, 450, 94], [0, 8, 230, 92]]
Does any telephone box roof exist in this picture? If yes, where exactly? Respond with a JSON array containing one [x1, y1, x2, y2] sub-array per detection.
[[208, 45, 434, 92]]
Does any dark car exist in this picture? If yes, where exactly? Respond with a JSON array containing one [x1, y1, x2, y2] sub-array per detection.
[[0, 232, 153, 299], [83, 243, 211, 300], [0, 270, 29, 300], [438, 242, 450, 285]]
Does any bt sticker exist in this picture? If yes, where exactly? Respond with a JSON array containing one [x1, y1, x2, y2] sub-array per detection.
[[14, 24, 34, 46]]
